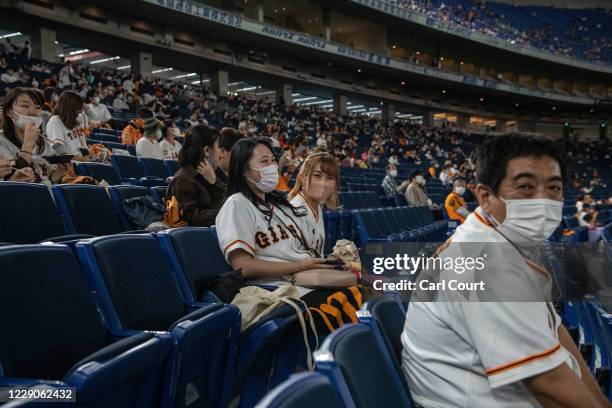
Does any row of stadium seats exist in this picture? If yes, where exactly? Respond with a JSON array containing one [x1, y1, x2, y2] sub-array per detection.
[[0, 229, 309, 407], [75, 156, 179, 187], [338, 191, 382, 210], [258, 296, 412, 408], [0, 182, 168, 243]]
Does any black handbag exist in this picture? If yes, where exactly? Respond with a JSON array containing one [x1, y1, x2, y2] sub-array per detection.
[[194, 269, 247, 304], [122, 195, 165, 229]]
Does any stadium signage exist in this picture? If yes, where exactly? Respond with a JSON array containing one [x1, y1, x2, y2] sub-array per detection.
[[146, 0, 595, 104]]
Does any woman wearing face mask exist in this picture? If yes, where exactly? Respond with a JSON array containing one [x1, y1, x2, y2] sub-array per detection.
[[0, 87, 67, 183], [46, 91, 97, 162], [167, 125, 225, 227], [288, 152, 340, 257], [216, 138, 366, 333]]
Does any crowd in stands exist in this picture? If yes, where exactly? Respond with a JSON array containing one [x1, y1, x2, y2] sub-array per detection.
[[386, 0, 612, 64]]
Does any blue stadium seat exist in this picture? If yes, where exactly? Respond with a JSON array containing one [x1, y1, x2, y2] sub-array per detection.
[[157, 227, 308, 407], [111, 155, 166, 187], [0, 244, 173, 407], [0, 182, 91, 244], [255, 372, 343, 408], [358, 296, 407, 364], [139, 158, 169, 179], [75, 162, 122, 185], [75, 234, 241, 408], [315, 324, 413, 408], [150, 185, 168, 203], [51, 184, 125, 236], [164, 159, 181, 177]]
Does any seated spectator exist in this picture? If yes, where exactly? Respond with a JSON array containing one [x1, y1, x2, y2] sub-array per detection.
[[112, 92, 130, 111], [121, 107, 153, 145], [444, 177, 470, 224], [405, 170, 438, 209], [215, 137, 368, 333], [382, 163, 409, 199], [0, 87, 68, 183], [217, 127, 244, 184], [85, 90, 112, 126], [1, 68, 19, 84], [402, 134, 608, 408], [135, 118, 164, 159], [46, 91, 97, 162], [577, 203, 598, 228], [288, 151, 340, 257], [159, 121, 182, 160], [576, 193, 586, 212], [42, 87, 58, 113], [167, 125, 225, 227]]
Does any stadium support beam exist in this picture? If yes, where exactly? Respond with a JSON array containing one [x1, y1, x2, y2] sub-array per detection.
[[30, 28, 58, 63], [457, 113, 469, 129], [322, 9, 331, 41], [131, 51, 152, 79], [382, 103, 395, 123], [211, 69, 229, 96], [423, 111, 435, 127], [277, 84, 293, 105], [333, 94, 348, 116], [255, 0, 264, 23]]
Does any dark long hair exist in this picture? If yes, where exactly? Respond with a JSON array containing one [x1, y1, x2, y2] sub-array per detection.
[[1, 87, 45, 152], [53, 90, 83, 129], [178, 124, 220, 168], [227, 137, 303, 218]]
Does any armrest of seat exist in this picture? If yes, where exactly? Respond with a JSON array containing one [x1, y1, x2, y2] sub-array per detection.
[[39, 234, 94, 244]]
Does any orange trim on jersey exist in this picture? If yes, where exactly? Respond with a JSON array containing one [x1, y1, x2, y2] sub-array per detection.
[[298, 192, 319, 221], [309, 307, 335, 332], [523, 257, 552, 278], [328, 292, 357, 323], [486, 343, 561, 376], [223, 240, 256, 256], [473, 211, 493, 227]]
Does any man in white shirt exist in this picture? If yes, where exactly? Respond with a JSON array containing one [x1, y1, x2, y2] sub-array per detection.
[[112, 93, 129, 111], [136, 118, 163, 159], [401, 134, 608, 408]]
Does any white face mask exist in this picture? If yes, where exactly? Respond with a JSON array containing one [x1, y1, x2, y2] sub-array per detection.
[[455, 186, 466, 196], [490, 198, 563, 246], [415, 175, 425, 185], [93, 97, 100, 105], [389, 170, 398, 178], [248, 164, 279, 193], [12, 111, 42, 129], [155, 129, 163, 141]]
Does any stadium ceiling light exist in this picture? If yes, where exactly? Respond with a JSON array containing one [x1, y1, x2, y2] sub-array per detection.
[[392, 45, 397, 49], [256, 91, 276, 96], [0, 32, 21, 39], [515, 102, 520, 107], [302, 99, 333, 106], [442, 90, 446, 94], [294, 96, 317, 102], [352, 109, 367, 113], [236, 86, 258, 92], [321, 104, 334, 108], [170, 72, 197, 79], [552, 106, 557, 110], [89, 56, 120, 65], [479, 97, 484, 102], [348, 105, 364, 110], [357, 68, 362, 73], [227, 82, 243, 86], [292, 93, 301, 97], [590, 109, 595, 113], [117, 65, 131, 70], [152, 67, 173, 73], [401, 81, 406, 86], [69, 48, 90, 56]]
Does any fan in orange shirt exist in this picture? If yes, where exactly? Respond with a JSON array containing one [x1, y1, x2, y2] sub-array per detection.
[[444, 178, 470, 223], [121, 108, 153, 145]]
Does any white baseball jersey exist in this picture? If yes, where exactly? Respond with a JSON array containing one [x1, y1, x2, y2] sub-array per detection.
[[290, 193, 325, 258], [45, 113, 88, 155], [401, 208, 581, 408], [0, 135, 55, 183], [215, 192, 315, 296]]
